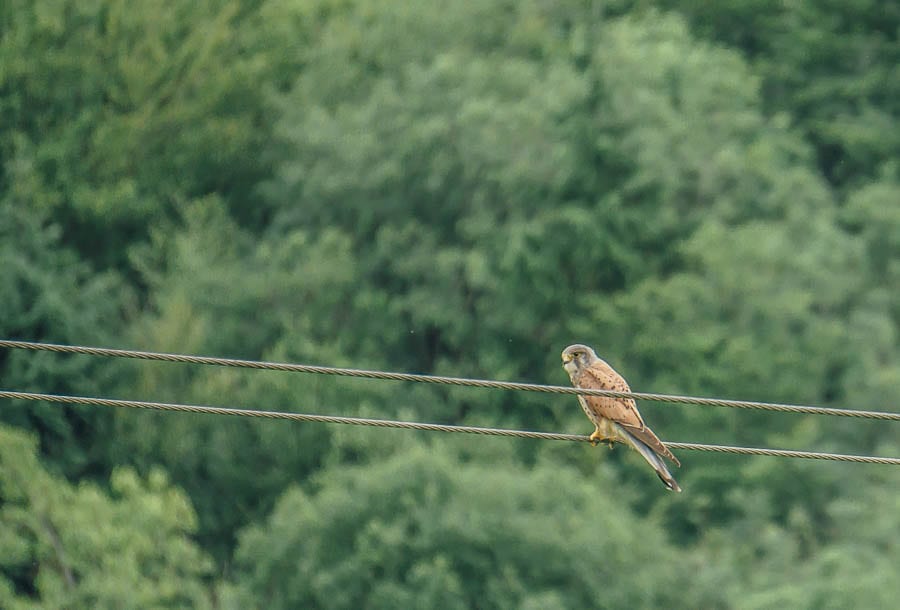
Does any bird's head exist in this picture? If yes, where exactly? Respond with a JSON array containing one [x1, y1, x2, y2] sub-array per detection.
[[561, 344, 597, 376]]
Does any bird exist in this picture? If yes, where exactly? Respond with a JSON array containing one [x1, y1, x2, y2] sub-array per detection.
[[561, 344, 682, 492]]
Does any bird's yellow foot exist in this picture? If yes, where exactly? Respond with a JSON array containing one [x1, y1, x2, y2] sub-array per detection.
[[607, 440, 615, 450], [589, 430, 604, 447]]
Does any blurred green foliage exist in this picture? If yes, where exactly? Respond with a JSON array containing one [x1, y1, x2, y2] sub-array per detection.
[[0, 0, 897, 607], [0, 425, 212, 608]]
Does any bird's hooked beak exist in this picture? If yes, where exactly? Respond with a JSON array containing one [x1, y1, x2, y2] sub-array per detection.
[[561, 353, 574, 364]]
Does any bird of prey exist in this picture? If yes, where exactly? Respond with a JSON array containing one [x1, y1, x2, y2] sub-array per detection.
[[561, 344, 681, 492]]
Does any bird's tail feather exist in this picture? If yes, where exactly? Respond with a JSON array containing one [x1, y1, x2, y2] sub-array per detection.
[[616, 425, 682, 492]]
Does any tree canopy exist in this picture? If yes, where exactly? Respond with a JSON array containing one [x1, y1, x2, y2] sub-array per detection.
[[1, 0, 897, 607]]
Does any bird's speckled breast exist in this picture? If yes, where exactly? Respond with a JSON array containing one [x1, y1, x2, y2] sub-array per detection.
[[576, 393, 621, 441], [569, 368, 620, 440], [576, 396, 599, 424]]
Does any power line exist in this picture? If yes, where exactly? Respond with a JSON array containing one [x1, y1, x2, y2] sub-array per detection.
[[2, 339, 898, 421], [1, 389, 898, 465]]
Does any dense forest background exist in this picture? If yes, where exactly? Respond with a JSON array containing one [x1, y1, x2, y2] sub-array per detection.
[[1, 1, 898, 607]]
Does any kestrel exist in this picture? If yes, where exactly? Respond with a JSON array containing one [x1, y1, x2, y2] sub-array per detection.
[[562, 344, 681, 492]]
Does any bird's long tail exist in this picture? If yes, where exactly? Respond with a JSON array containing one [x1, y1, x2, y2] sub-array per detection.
[[616, 425, 682, 492]]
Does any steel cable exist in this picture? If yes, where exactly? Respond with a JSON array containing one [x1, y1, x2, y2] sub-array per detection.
[[2, 390, 898, 465], [1, 339, 898, 421]]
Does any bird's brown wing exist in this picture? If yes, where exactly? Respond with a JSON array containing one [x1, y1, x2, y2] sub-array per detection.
[[578, 361, 680, 467]]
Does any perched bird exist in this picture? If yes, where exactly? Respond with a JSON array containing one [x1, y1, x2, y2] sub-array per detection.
[[561, 344, 681, 492]]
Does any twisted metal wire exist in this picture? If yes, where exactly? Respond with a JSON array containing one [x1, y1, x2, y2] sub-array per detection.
[[2, 390, 898, 465], [1, 339, 898, 421], [663, 442, 900, 465]]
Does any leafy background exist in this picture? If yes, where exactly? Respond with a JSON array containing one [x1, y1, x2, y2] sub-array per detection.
[[1, 1, 898, 608]]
